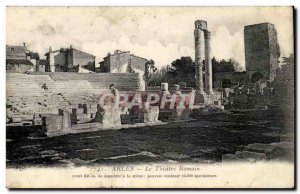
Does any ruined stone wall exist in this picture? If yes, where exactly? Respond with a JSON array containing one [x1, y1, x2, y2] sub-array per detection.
[[6, 63, 33, 73], [101, 59, 110, 72], [54, 52, 67, 67], [214, 72, 247, 88], [244, 23, 280, 81], [72, 49, 95, 71], [106, 52, 131, 73], [130, 55, 146, 72], [273, 64, 294, 108]]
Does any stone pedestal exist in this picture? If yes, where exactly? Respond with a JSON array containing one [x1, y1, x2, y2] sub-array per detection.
[[139, 106, 159, 123], [58, 109, 71, 130], [71, 108, 77, 125], [94, 105, 121, 127], [43, 110, 71, 135]]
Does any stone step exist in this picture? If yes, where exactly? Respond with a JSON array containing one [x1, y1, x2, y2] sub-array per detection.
[[222, 151, 266, 162]]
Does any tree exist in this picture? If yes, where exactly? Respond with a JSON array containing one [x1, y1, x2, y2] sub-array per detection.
[[148, 65, 170, 87], [147, 57, 242, 88], [144, 59, 157, 89], [168, 57, 196, 87], [212, 57, 235, 73], [230, 58, 243, 72]]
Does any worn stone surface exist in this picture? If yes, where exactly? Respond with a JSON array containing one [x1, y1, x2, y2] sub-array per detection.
[[235, 151, 267, 161], [44, 110, 71, 135], [222, 153, 238, 162], [44, 115, 63, 134], [94, 106, 121, 127], [142, 106, 159, 123], [243, 143, 280, 159], [280, 133, 294, 142], [269, 142, 294, 160], [58, 109, 71, 130]]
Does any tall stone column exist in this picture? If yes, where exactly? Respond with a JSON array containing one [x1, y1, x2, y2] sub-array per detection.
[[204, 31, 213, 94], [194, 21, 205, 94]]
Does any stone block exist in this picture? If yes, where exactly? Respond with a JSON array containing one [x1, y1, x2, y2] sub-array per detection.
[[255, 105, 268, 110], [43, 115, 63, 134], [94, 106, 121, 127], [194, 93, 205, 104], [71, 114, 77, 125], [76, 114, 92, 124], [214, 100, 221, 106], [161, 83, 169, 91], [142, 106, 159, 123], [269, 142, 294, 160], [235, 151, 267, 162], [171, 107, 191, 120], [82, 104, 88, 114], [71, 108, 77, 115], [89, 104, 98, 113], [280, 133, 294, 142], [33, 118, 43, 125], [43, 112, 71, 135], [76, 108, 85, 114], [11, 117, 23, 123], [6, 108, 13, 117], [12, 114, 34, 121], [222, 154, 238, 162], [58, 109, 71, 130], [243, 143, 281, 160]]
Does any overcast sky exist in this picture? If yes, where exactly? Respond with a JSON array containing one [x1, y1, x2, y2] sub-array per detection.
[[7, 7, 294, 69]]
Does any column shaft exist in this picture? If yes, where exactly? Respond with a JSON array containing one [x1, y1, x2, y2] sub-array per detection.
[[205, 31, 213, 94], [194, 28, 204, 94]]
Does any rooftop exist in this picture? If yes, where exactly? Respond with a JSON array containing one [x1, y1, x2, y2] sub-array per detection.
[[6, 59, 34, 66]]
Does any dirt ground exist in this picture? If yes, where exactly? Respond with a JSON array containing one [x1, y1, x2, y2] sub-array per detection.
[[6, 109, 294, 167]]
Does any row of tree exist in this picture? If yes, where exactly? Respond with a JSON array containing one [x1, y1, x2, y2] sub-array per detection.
[[145, 57, 242, 87]]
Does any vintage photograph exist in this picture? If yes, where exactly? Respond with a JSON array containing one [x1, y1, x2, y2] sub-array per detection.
[[6, 6, 295, 188]]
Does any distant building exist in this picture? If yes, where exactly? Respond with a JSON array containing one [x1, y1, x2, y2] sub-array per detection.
[[36, 59, 47, 72], [45, 46, 96, 72], [98, 50, 148, 90], [244, 23, 280, 82], [98, 50, 147, 73], [6, 45, 27, 60], [6, 44, 39, 73]]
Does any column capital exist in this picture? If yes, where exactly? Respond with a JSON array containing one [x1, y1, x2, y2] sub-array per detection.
[[195, 20, 208, 31], [204, 31, 211, 39], [194, 28, 202, 39]]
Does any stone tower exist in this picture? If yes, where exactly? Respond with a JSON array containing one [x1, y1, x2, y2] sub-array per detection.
[[244, 23, 280, 82]]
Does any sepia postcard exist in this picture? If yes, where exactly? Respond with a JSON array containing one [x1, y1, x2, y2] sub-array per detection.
[[6, 6, 295, 189]]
